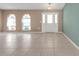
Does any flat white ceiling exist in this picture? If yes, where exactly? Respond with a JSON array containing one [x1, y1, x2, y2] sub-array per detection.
[[0, 3, 65, 10]]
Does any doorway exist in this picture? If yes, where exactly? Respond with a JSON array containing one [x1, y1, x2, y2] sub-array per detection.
[[42, 13, 58, 32]]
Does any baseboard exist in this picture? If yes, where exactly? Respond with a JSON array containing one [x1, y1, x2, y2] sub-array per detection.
[[0, 32, 63, 33], [57, 32, 63, 33], [62, 33, 79, 49]]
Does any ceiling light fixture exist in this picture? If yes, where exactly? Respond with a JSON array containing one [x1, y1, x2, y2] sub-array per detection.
[[48, 3, 52, 10]]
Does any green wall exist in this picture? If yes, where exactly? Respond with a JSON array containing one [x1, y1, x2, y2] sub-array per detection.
[[63, 3, 79, 46]]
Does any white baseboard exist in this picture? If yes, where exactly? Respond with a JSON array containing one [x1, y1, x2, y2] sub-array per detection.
[[62, 33, 79, 49]]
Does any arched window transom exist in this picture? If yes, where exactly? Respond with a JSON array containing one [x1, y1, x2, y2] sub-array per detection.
[[7, 14, 16, 31]]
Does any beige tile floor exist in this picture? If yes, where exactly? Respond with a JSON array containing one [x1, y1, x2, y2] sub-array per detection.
[[0, 32, 79, 56]]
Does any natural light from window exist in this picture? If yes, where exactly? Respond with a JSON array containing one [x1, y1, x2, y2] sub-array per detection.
[[22, 14, 31, 31], [7, 14, 16, 31], [42, 13, 58, 24], [47, 14, 53, 23]]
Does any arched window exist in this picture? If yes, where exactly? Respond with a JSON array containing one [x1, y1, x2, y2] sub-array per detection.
[[7, 14, 16, 31], [22, 14, 31, 31]]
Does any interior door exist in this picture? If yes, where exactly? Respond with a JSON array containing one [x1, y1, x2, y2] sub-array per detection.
[[42, 13, 58, 32]]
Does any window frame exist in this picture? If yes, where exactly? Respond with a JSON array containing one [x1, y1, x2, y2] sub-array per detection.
[[7, 14, 16, 31], [22, 14, 31, 31]]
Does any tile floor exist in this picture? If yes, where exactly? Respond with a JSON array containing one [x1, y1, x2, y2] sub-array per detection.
[[0, 32, 78, 56]]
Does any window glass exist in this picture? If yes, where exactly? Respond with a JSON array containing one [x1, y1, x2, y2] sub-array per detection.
[[7, 14, 16, 31], [55, 14, 58, 24], [42, 14, 45, 23], [22, 14, 31, 31], [47, 14, 53, 23]]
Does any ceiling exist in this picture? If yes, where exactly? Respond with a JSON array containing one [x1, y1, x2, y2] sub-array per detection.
[[0, 3, 65, 10]]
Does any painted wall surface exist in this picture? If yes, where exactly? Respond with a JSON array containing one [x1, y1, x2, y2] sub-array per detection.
[[63, 3, 79, 46], [0, 10, 2, 32], [2, 10, 42, 32], [0, 10, 62, 32]]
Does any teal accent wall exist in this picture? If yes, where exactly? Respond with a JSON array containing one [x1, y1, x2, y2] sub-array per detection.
[[63, 3, 79, 46]]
